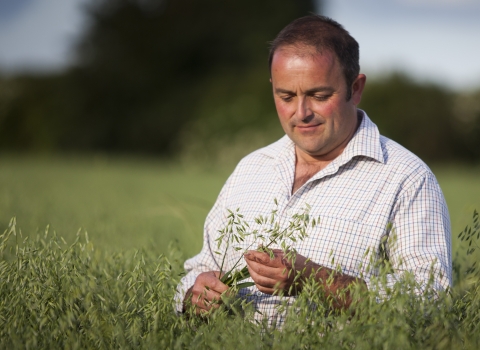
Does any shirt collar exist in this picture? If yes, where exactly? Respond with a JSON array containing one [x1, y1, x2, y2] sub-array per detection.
[[337, 109, 385, 165], [259, 110, 385, 187], [260, 110, 384, 163]]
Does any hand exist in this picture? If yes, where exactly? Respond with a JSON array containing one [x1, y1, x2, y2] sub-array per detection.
[[244, 249, 310, 295], [184, 271, 229, 314], [244, 249, 366, 310]]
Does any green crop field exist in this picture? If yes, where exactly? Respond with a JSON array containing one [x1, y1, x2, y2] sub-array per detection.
[[0, 155, 231, 258], [1, 156, 480, 348], [1, 156, 479, 256]]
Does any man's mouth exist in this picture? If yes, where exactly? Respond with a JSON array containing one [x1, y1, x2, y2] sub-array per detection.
[[296, 123, 322, 131]]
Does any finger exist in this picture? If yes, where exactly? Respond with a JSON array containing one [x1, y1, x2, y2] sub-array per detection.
[[184, 292, 209, 313], [245, 257, 288, 280], [193, 287, 223, 305], [247, 265, 281, 289], [255, 281, 296, 296], [194, 300, 214, 315], [196, 297, 222, 311], [208, 272, 229, 294], [246, 260, 288, 286], [244, 251, 270, 265], [192, 298, 209, 312], [209, 278, 229, 294], [192, 290, 223, 312], [197, 272, 229, 294], [245, 250, 283, 267]]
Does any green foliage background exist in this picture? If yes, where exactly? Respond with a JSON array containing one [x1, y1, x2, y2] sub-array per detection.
[[0, 0, 311, 158], [359, 74, 480, 162], [1, 0, 480, 163]]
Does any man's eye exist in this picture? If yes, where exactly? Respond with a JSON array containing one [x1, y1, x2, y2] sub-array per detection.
[[280, 96, 293, 102], [313, 94, 331, 101]]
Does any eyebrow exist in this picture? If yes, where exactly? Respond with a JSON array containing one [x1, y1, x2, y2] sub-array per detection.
[[275, 86, 334, 95]]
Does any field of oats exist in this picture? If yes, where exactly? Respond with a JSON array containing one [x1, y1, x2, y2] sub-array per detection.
[[1, 156, 479, 348]]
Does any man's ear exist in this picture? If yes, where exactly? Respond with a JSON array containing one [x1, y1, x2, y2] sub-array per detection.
[[351, 74, 366, 105]]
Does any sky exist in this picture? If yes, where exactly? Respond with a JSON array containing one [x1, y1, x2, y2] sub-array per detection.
[[0, 0, 88, 73], [322, 0, 480, 90], [0, 0, 479, 90]]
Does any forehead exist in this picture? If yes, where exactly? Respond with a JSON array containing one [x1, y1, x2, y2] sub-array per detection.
[[271, 46, 341, 81]]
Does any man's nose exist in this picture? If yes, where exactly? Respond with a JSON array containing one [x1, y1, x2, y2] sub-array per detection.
[[296, 97, 313, 121]]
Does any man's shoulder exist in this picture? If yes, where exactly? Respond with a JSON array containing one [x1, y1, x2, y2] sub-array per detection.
[[235, 135, 290, 168], [379, 134, 436, 182]]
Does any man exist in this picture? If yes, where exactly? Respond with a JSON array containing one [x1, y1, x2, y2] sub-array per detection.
[[175, 15, 452, 325]]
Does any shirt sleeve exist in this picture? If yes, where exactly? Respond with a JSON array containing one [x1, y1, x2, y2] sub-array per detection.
[[174, 176, 231, 314], [364, 170, 452, 298]]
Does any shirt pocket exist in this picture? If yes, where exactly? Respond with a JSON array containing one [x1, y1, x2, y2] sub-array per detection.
[[296, 216, 387, 278]]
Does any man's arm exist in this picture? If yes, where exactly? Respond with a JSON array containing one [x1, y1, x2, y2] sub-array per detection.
[[380, 170, 452, 296], [244, 249, 366, 310]]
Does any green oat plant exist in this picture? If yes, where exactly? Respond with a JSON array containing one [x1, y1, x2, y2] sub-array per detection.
[[215, 201, 317, 294], [1, 211, 480, 348], [0, 218, 185, 349]]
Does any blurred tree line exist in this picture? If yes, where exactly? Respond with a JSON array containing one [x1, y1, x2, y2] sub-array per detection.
[[360, 74, 480, 162], [1, 0, 479, 164]]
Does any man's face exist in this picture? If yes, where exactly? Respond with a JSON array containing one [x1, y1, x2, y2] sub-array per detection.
[[271, 46, 365, 161]]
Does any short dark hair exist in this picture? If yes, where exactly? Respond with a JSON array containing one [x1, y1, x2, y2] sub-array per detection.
[[269, 15, 360, 100]]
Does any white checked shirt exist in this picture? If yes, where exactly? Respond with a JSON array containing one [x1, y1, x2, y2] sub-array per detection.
[[175, 110, 452, 325]]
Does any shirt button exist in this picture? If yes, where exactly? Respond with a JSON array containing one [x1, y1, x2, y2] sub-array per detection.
[[256, 291, 262, 296], [286, 209, 293, 216]]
